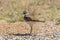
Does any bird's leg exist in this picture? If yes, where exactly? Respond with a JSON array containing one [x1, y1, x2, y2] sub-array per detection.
[[30, 24, 32, 34], [28, 22, 33, 35]]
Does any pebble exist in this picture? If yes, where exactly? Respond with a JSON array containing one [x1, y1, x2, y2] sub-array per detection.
[[0, 26, 60, 40], [0, 33, 59, 40]]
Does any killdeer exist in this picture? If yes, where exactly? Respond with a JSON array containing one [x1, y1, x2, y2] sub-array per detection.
[[23, 10, 45, 35], [12, 10, 45, 36]]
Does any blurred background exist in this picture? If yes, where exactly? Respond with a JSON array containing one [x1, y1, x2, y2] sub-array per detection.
[[0, 0, 60, 23]]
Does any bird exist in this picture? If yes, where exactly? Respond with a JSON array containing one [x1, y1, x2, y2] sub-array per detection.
[[12, 10, 45, 36], [23, 10, 45, 35]]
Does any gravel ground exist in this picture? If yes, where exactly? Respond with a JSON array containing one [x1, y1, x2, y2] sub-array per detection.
[[0, 29, 60, 40], [0, 21, 60, 40]]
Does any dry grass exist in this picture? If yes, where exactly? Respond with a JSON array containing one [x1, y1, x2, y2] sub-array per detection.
[[0, 0, 60, 23]]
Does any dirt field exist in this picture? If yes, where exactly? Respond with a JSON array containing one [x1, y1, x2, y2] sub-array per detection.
[[0, 0, 60, 40]]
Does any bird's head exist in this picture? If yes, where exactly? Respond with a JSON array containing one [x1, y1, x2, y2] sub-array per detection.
[[23, 10, 29, 17]]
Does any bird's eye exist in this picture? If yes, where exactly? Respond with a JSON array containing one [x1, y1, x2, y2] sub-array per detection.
[[23, 13, 26, 14], [23, 12, 27, 14], [23, 10, 29, 14]]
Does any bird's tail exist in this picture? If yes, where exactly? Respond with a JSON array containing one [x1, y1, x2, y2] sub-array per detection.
[[32, 20, 45, 22]]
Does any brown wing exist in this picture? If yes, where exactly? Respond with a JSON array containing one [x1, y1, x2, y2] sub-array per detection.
[[24, 17, 45, 22]]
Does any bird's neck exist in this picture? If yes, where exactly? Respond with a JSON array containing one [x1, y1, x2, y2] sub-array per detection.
[[24, 14, 29, 17]]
